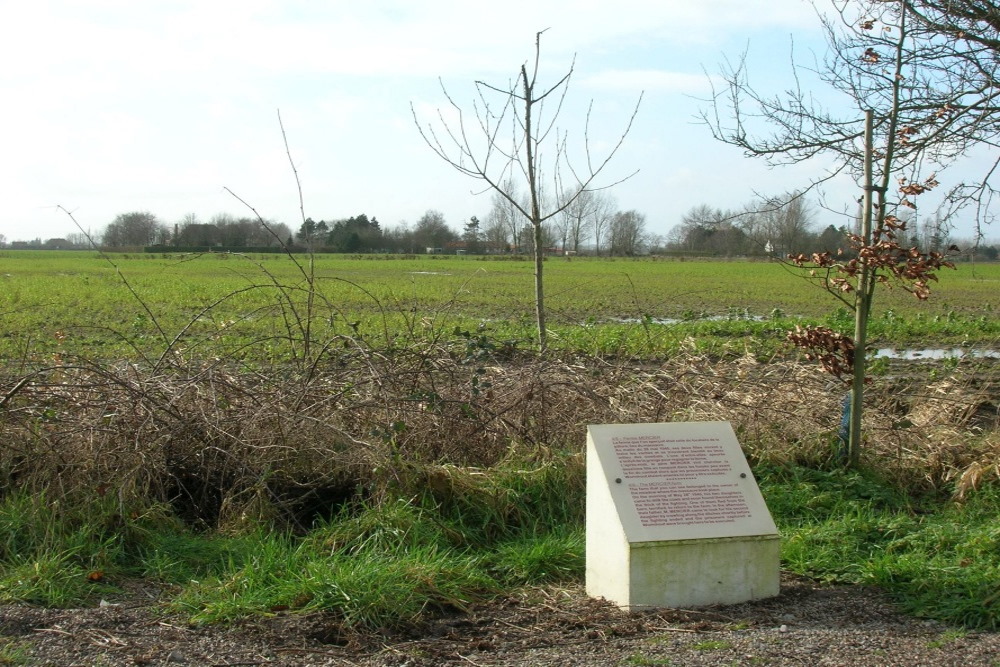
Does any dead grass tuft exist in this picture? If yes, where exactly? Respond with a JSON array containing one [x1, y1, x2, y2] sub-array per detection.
[[1, 351, 997, 527]]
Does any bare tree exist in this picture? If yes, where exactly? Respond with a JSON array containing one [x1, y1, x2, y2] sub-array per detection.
[[706, 0, 1000, 232], [916, 209, 952, 252], [556, 187, 617, 253], [743, 194, 816, 256], [589, 192, 617, 256], [65, 232, 89, 248], [383, 221, 416, 254], [413, 31, 640, 349], [895, 0, 1000, 233], [483, 178, 524, 252], [482, 209, 511, 253], [608, 210, 648, 256], [676, 204, 725, 253], [556, 187, 592, 252], [704, 0, 965, 465]]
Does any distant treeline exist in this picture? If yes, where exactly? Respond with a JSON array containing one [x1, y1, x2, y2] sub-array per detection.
[[144, 245, 289, 254]]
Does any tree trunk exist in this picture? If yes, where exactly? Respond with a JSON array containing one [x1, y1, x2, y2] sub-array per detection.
[[848, 110, 875, 466], [523, 64, 547, 351]]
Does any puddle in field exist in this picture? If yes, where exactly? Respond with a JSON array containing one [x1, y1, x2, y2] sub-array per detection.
[[598, 318, 1000, 361], [408, 271, 452, 276], [874, 348, 1000, 360], [609, 315, 768, 325]]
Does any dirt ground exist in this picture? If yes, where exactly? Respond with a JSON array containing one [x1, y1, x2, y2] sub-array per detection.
[[2, 574, 998, 666]]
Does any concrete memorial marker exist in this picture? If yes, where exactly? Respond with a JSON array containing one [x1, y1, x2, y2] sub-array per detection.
[[586, 421, 780, 609]]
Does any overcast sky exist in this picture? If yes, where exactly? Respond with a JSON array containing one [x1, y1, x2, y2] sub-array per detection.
[[0, 0, 991, 244]]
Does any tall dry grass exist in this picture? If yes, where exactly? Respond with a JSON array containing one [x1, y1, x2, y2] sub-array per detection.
[[1, 344, 996, 529]]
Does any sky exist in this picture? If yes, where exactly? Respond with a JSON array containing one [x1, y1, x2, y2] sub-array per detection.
[[0, 0, 993, 245]]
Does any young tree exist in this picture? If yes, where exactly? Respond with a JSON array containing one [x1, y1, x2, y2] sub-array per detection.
[[704, 1, 967, 465], [413, 31, 640, 349]]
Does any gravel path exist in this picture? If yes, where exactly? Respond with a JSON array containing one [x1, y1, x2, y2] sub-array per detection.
[[1, 574, 997, 666]]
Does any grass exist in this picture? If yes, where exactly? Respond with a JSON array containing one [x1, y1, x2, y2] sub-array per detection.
[[2, 251, 997, 361], [927, 629, 968, 649], [1, 457, 999, 630], [623, 654, 674, 665], [0, 454, 589, 629], [0, 639, 30, 666], [1, 250, 998, 634], [2, 348, 998, 630], [761, 465, 1000, 628], [690, 640, 732, 651]]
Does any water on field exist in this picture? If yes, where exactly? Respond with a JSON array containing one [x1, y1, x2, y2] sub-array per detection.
[[874, 348, 1000, 360]]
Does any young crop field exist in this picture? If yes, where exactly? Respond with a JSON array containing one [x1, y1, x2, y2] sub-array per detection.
[[2, 250, 997, 362]]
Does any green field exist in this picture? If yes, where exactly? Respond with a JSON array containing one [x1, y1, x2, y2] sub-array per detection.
[[2, 251, 997, 361]]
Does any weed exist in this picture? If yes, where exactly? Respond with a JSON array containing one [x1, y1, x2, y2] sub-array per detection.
[[0, 639, 30, 666], [927, 629, 967, 649], [623, 653, 673, 666], [690, 640, 732, 651]]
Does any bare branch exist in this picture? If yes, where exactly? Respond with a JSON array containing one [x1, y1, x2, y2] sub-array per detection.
[[412, 31, 641, 349]]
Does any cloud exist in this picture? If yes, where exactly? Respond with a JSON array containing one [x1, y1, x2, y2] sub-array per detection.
[[1, 0, 820, 81], [0, 0, 840, 242], [581, 69, 714, 94]]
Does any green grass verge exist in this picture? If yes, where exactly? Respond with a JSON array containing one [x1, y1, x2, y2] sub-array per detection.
[[0, 458, 998, 630], [760, 464, 1000, 628]]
